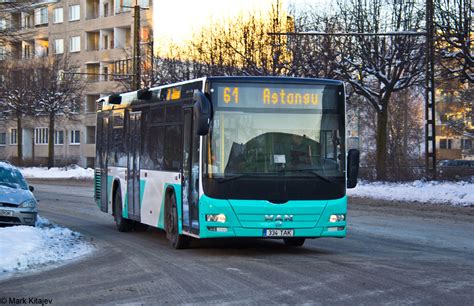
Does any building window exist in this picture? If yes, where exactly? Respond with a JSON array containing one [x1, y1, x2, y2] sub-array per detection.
[[35, 128, 48, 144], [54, 39, 64, 54], [70, 36, 80, 52], [23, 44, 31, 59], [115, 0, 131, 13], [0, 18, 6, 30], [102, 34, 109, 50], [34, 7, 48, 25], [53, 7, 64, 23], [70, 130, 80, 144], [0, 45, 5, 60], [463, 139, 472, 150], [86, 126, 95, 144], [69, 5, 80, 21], [54, 130, 64, 145], [103, 3, 109, 17], [0, 132, 6, 145], [10, 129, 17, 145], [21, 12, 34, 29], [439, 139, 452, 149]]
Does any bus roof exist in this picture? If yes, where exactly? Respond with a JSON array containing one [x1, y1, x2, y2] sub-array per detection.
[[206, 76, 343, 86]]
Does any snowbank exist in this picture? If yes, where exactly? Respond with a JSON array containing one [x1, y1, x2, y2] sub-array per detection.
[[0, 216, 94, 278], [20, 166, 94, 179], [348, 180, 474, 207]]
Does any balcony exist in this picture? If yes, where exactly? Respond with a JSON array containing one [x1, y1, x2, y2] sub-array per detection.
[[86, 63, 100, 82], [35, 38, 49, 58], [114, 26, 131, 49], [86, 95, 99, 113], [86, 0, 99, 20], [86, 31, 100, 51]]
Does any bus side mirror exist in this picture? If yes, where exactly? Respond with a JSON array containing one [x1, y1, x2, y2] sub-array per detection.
[[193, 90, 212, 136], [109, 94, 122, 105], [137, 88, 152, 100], [347, 149, 360, 189]]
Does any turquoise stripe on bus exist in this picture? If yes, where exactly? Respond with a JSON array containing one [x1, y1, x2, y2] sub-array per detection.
[[107, 175, 113, 206], [123, 191, 129, 218], [139, 179, 146, 208]]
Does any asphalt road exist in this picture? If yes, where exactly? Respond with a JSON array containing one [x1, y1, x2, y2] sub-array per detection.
[[1, 181, 473, 305]]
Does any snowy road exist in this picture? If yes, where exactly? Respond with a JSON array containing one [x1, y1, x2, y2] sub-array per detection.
[[1, 181, 473, 305]]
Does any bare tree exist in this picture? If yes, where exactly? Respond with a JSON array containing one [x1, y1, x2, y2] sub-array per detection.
[[434, 0, 473, 83], [285, 8, 342, 79], [0, 62, 36, 165], [34, 56, 85, 168], [330, 0, 425, 180], [157, 2, 292, 79]]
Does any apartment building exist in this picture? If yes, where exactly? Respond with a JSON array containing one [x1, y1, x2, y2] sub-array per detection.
[[0, 0, 153, 167], [436, 82, 474, 161]]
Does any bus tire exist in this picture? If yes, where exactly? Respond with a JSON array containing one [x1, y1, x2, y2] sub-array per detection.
[[114, 188, 133, 232], [134, 222, 148, 231], [165, 192, 190, 249], [283, 238, 305, 247]]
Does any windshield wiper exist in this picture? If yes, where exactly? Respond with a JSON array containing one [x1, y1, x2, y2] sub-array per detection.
[[218, 174, 261, 184], [277, 168, 338, 184]]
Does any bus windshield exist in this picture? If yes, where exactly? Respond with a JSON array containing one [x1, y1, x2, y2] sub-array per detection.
[[206, 82, 345, 181]]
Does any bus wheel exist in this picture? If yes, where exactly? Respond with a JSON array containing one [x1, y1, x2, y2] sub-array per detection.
[[166, 192, 190, 249], [114, 189, 133, 232], [283, 238, 305, 247]]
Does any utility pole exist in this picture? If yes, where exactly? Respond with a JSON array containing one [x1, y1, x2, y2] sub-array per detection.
[[132, 1, 141, 91], [425, 0, 437, 179], [125, 0, 149, 91]]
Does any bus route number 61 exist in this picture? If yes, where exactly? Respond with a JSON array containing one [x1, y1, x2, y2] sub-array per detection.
[[223, 87, 239, 104]]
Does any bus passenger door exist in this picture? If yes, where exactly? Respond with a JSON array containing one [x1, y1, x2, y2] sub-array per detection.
[[127, 111, 141, 221], [99, 113, 109, 213], [182, 108, 200, 235]]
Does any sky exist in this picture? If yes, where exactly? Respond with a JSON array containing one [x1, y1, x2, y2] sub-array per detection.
[[153, 0, 330, 54]]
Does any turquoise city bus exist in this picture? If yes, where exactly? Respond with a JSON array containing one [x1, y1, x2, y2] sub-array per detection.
[[94, 77, 360, 248]]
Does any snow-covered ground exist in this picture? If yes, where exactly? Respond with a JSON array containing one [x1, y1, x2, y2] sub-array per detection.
[[20, 165, 94, 179], [348, 180, 474, 207], [0, 216, 94, 279]]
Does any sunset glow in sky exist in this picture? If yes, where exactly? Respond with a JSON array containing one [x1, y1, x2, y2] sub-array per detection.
[[153, 0, 332, 54]]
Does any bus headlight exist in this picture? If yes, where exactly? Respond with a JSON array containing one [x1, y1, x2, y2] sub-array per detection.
[[329, 214, 345, 223], [206, 214, 226, 223]]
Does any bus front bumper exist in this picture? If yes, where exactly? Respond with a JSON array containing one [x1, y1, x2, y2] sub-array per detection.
[[198, 195, 347, 239]]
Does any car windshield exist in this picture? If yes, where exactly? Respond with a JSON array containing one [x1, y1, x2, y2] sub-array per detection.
[[0, 166, 28, 190], [206, 82, 345, 180]]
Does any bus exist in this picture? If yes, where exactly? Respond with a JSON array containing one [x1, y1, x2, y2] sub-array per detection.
[[94, 76, 359, 249]]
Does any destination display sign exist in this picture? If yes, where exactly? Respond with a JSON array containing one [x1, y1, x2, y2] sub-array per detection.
[[212, 83, 333, 110]]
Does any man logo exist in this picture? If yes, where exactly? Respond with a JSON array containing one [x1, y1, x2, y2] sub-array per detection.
[[264, 215, 293, 221]]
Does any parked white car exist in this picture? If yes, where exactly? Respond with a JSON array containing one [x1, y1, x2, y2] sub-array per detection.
[[0, 161, 38, 226]]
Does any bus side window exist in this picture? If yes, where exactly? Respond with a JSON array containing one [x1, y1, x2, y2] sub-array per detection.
[[163, 125, 182, 171], [151, 107, 165, 124], [166, 105, 182, 123], [149, 126, 165, 170]]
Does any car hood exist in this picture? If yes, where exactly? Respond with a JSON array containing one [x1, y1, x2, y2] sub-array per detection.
[[0, 185, 33, 206]]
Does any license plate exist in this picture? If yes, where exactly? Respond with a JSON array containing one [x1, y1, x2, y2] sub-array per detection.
[[264, 229, 294, 237], [0, 209, 13, 217]]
